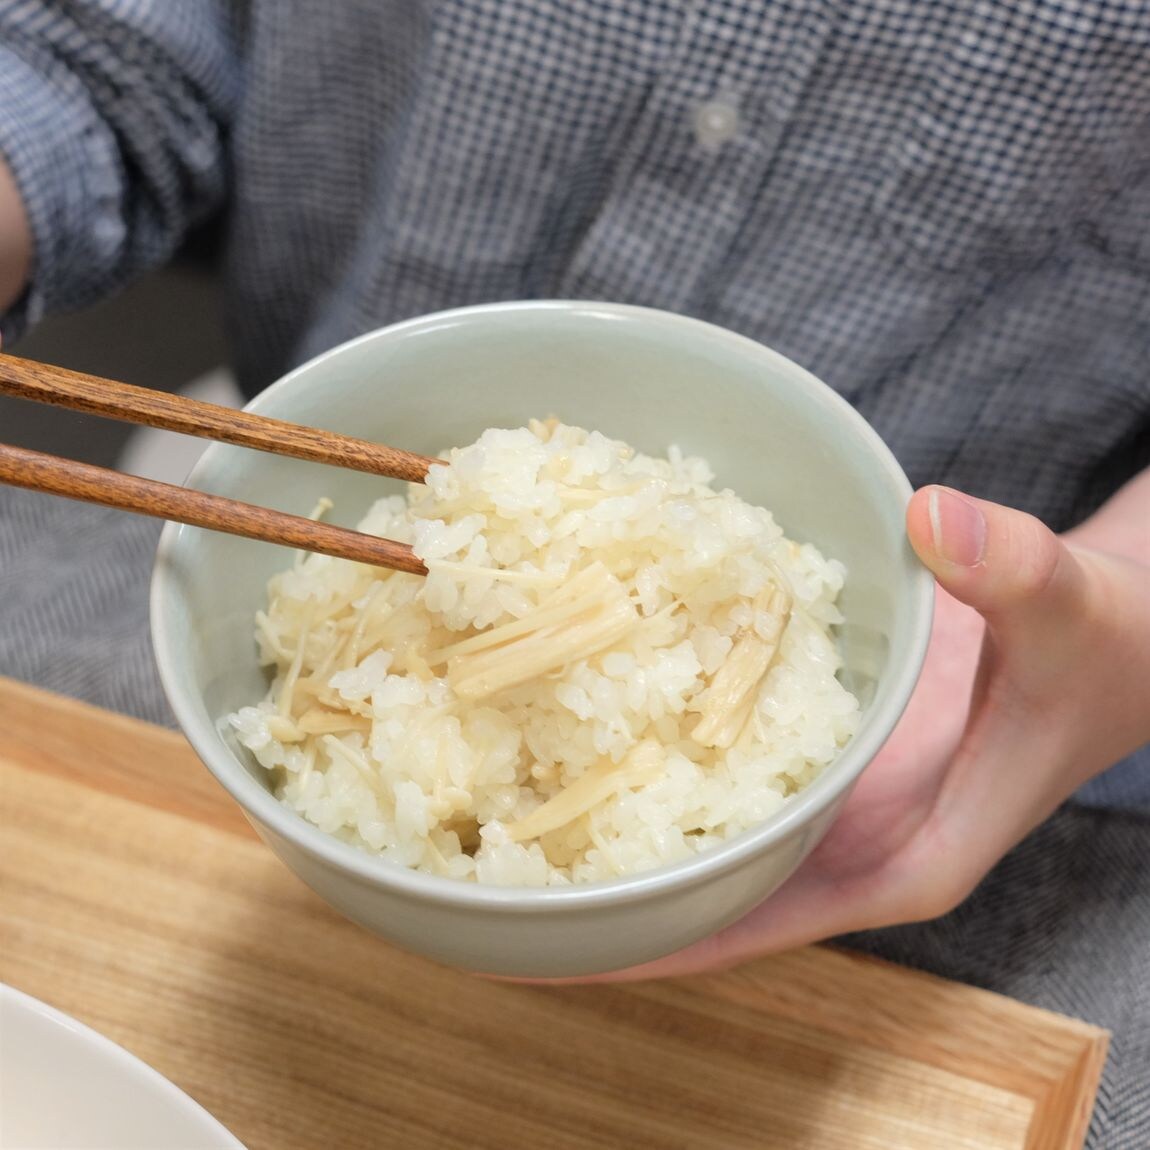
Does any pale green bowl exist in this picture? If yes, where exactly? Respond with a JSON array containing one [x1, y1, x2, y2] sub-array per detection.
[[152, 301, 933, 977]]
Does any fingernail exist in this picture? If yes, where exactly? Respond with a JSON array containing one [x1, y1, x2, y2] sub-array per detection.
[[928, 487, 986, 567]]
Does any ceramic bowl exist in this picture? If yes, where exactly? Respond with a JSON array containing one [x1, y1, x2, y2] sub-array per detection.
[[152, 301, 933, 977], [0, 984, 244, 1150]]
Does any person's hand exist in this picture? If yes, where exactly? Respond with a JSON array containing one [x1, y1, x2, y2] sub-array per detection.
[[591, 483, 1150, 980]]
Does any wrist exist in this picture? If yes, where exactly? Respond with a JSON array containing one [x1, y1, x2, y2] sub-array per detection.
[[1062, 467, 1150, 567], [1058, 547, 1150, 784]]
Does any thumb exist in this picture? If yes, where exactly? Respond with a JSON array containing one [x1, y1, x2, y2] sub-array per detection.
[[904, 486, 1099, 878], [906, 486, 1087, 633]]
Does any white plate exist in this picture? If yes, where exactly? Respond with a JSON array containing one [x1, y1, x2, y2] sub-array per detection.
[[0, 984, 246, 1150]]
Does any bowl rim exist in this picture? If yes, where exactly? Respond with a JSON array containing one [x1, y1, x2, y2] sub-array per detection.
[[152, 299, 934, 912], [0, 983, 247, 1148]]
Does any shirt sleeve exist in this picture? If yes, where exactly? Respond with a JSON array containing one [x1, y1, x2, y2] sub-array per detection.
[[0, 1, 240, 342]]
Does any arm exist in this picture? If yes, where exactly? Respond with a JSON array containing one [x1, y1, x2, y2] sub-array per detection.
[[0, 2, 240, 342], [0, 153, 31, 314]]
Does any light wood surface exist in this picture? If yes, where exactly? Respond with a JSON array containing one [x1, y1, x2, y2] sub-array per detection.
[[0, 353, 436, 481], [0, 678, 1108, 1150]]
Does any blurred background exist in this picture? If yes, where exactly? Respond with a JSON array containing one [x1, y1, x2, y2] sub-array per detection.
[[1, 237, 241, 484]]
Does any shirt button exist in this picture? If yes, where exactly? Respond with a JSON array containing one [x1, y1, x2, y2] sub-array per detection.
[[693, 97, 740, 150]]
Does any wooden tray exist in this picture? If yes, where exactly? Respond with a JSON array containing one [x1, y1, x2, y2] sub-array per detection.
[[0, 678, 1107, 1149]]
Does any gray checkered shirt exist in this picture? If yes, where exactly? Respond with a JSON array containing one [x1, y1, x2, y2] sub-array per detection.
[[1, 5, 1148, 1144]]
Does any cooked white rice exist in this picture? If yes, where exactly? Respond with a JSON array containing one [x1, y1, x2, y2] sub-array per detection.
[[228, 420, 859, 886]]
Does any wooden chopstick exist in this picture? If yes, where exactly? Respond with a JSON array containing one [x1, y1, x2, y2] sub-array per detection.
[[0, 353, 437, 482], [0, 442, 428, 575]]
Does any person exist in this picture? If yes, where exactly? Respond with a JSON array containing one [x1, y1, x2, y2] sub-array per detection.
[[1, 3, 1148, 1142]]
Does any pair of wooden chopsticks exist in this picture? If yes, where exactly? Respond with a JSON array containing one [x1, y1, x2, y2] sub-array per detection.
[[0, 354, 437, 574]]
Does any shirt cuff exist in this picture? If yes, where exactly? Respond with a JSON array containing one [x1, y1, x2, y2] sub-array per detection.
[[0, 42, 124, 343]]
